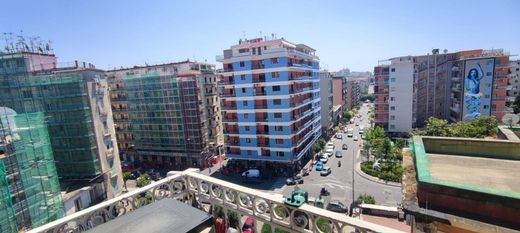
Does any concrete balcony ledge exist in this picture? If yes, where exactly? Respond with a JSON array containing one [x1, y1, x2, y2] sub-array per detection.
[[28, 170, 403, 233]]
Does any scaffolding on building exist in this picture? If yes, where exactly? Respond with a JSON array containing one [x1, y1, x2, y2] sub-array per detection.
[[0, 111, 64, 233]]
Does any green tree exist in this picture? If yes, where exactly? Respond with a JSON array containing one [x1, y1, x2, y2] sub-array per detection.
[[136, 173, 151, 188], [357, 194, 376, 204], [424, 117, 451, 136], [513, 94, 520, 114], [123, 171, 132, 191]]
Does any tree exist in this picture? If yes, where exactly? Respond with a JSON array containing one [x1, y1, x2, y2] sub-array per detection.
[[136, 173, 151, 188], [357, 194, 376, 204], [123, 172, 132, 191], [513, 94, 520, 114], [424, 117, 451, 136]]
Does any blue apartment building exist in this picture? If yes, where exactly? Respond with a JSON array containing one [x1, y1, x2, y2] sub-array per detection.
[[218, 38, 321, 170]]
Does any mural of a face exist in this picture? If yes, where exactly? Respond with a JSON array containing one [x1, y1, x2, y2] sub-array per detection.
[[469, 69, 478, 79]]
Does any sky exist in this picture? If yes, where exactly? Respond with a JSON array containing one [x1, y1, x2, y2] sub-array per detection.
[[1, 0, 519, 72]]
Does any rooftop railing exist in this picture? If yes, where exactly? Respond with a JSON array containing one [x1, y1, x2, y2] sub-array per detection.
[[28, 169, 404, 233]]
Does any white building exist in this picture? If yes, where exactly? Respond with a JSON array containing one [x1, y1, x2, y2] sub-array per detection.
[[507, 60, 520, 107], [387, 56, 414, 133]]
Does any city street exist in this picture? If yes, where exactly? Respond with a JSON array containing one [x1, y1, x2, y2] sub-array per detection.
[[280, 103, 402, 207]]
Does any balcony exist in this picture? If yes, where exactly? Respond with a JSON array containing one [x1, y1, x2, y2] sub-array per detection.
[[28, 169, 401, 233], [222, 105, 237, 110]]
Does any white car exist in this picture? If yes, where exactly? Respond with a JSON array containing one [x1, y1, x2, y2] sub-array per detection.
[[322, 152, 332, 158], [336, 134, 343, 139], [353, 136, 359, 141], [320, 167, 331, 176], [320, 156, 329, 163]]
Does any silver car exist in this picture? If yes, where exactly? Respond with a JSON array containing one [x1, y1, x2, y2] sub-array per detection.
[[320, 167, 331, 176]]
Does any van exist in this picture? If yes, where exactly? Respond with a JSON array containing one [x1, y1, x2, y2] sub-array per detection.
[[242, 169, 260, 178]]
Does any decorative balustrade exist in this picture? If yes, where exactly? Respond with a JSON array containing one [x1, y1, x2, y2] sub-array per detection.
[[28, 170, 403, 233]]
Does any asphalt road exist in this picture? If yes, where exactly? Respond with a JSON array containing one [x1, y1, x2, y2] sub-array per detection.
[[280, 103, 402, 207]]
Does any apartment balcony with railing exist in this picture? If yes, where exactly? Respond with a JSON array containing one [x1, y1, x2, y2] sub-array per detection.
[[28, 170, 401, 233]]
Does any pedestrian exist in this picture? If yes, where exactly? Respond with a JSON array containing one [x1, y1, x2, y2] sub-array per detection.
[[209, 166, 211, 174]]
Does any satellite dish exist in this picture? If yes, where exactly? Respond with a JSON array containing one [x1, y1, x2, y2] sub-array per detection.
[[502, 113, 520, 128]]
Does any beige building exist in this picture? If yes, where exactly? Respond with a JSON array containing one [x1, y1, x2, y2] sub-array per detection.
[[106, 61, 224, 169]]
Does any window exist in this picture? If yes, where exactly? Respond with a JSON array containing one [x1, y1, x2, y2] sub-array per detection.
[[390, 87, 396, 92], [240, 75, 246, 80], [390, 97, 395, 101], [239, 61, 245, 67], [246, 138, 251, 143], [391, 68, 396, 72], [390, 115, 395, 120], [390, 124, 395, 129], [252, 48, 256, 55], [275, 126, 283, 131], [390, 78, 396, 82], [483, 105, 489, 109], [274, 113, 282, 118], [243, 113, 249, 119], [390, 106, 396, 110], [276, 151, 284, 157], [271, 58, 279, 64], [242, 88, 246, 93], [243, 101, 248, 106], [245, 126, 250, 131], [273, 99, 281, 105], [247, 150, 252, 155], [272, 85, 281, 91], [276, 139, 284, 144], [272, 72, 280, 78]]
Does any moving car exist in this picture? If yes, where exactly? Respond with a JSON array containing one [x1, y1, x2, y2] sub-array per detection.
[[355, 122, 359, 126], [353, 136, 359, 141], [336, 133, 343, 139], [346, 128, 354, 137], [286, 175, 304, 185], [320, 156, 329, 163], [315, 161, 323, 171], [327, 200, 348, 213], [242, 217, 255, 233], [320, 167, 331, 176], [335, 151, 343, 158], [342, 144, 348, 150]]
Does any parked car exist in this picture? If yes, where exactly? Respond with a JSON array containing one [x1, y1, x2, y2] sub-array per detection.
[[320, 156, 329, 163], [320, 167, 331, 176], [336, 133, 342, 139], [315, 161, 323, 171], [286, 175, 304, 185], [355, 122, 359, 126], [361, 134, 366, 140], [242, 217, 255, 233], [322, 152, 332, 158], [327, 200, 348, 213], [353, 136, 359, 141], [130, 170, 141, 180], [342, 144, 348, 150], [335, 151, 343, 158], [242, 169, 261, 178]]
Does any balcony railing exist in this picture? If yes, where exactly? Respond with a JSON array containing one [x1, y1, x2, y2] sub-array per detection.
[[28, 169, 403, 233]]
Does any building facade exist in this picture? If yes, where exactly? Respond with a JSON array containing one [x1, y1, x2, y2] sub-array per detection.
[[345, 79, 361, 110], [106, 61, 224, 170], [0, 51, 123, 201], [507, 60, 520, 107], [0, 108, 64, 233], [374, 49, 510, 133], [319, 70, 334, 136], [331, 75, 347, 112], [217, 38, 321, 167]]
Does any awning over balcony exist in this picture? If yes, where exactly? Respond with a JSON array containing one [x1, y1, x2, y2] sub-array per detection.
[[85, 198, 213, 233]]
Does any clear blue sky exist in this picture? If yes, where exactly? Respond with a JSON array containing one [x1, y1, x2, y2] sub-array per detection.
[[2, 0, 519, 71]]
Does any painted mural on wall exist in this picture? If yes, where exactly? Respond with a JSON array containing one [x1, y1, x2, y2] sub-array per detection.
[[462, 58, 494, 121]]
